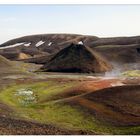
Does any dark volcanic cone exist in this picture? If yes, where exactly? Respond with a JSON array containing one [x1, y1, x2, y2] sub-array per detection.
[[41, 43, 113, 73]]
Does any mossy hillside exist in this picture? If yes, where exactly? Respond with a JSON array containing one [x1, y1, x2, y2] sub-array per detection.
[[0, 81, 140, 134], [0, 81, 102, 133], [0, 81, 77, 106]]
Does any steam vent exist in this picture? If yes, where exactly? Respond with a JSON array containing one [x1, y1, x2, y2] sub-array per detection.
[[41, 43, 113, 73]]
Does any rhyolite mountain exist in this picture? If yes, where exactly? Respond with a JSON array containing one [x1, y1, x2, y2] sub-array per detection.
[[0, 34, 98, 60], [41, 43, 113, 73], [0, 33, 140, 69]]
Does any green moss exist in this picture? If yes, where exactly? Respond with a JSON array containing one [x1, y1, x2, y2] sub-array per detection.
[[122, 70, 140, 77], [0, 81, 140, 134], [0, 81, 76, 106]]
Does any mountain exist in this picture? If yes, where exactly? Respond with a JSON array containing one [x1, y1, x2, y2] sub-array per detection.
[[0, 34, 140, 70], [0, 34, 98, 60], [94, 44, 140, 64], [41, 43, 112, 73]]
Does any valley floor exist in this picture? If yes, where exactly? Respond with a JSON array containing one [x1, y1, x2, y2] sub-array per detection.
[[0, 71, 140, 135]]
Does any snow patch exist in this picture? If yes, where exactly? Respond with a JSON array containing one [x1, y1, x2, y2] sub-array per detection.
[[0, 42, 25, 49], [24, 42, 31, 47], [78, 41, 84, 45], [48, 42, 52, 46], [35, 40, 45, 47]]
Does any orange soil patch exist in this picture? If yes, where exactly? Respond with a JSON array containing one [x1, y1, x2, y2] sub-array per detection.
[[18, 53, 31, 60], [78, 78, 121, 92], [47, 78, 123, 102]]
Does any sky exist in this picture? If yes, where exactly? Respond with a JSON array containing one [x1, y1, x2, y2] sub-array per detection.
[[0, 5, 140, 43]]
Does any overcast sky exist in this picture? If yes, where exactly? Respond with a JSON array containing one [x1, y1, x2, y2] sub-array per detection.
[[0, 5, 140, 43]]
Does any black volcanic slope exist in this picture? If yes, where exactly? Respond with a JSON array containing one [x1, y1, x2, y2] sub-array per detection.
[[41, 43, 112, 73], [0, 34, 140, 68], [82, 85, 140, 126]]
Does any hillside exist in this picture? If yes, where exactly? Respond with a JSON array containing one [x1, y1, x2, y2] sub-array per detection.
[[0, 34, 140, 135], [0, 34, 98, 60], [0, 76, 139, 135], [0, 55, 13, 67], [41, 43, 112, 73], [0, 34, 140, 70], [0, 55, 23, 80], [81, 85, 140, 126], [94, 44, 140, 65]]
